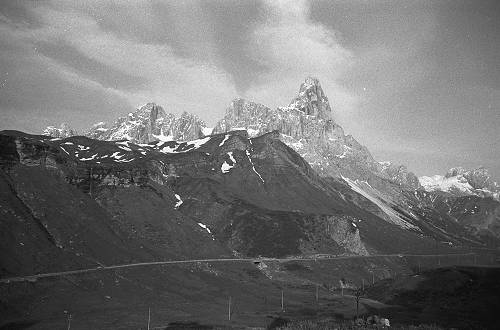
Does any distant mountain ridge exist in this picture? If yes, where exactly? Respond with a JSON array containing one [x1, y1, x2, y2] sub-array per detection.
[[41, 77, 497, 200], [43, 123, 78, 139], [420, 167, 500, 200], [84, 103, 208, 143]]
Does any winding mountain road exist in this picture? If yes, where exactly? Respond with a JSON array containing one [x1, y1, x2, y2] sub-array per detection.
[[0, 253, 485, 284]]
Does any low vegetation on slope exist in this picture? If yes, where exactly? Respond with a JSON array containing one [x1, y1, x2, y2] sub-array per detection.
[[365, 266, 500, 329]]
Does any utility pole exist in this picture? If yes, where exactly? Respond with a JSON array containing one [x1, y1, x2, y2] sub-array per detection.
[[64, 311, 71, 330], [228, 296, 232, 321], [362, 279, 365, 291], [281, 290, 284, 311], [315, 284, 319, 303], [147, 307, 151, 330], [372, 272, 374, 285], [89, 167, 93, 197]]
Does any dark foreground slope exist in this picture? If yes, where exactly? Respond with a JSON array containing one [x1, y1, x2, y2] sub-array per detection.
[[366, 266, 500, 329], [0, 129, 461, 271]]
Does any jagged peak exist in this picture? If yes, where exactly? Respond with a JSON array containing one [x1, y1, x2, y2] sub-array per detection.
[[288, 76, 332, 120], [137, 102, 161, 110], [301, 76, 322, 90], [445, 166, 488, 178]]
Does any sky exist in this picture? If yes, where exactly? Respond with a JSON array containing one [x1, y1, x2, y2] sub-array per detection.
[[0, 0, 499, 179]]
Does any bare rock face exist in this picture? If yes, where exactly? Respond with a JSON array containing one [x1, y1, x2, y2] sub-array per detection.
[[379, 162, 420, 189], [84, 103, 207, 144], [288, 76, 332, 119], [326, 215, 368, 255], [42, 123, 77, 139], [446, 167, 492, 190]]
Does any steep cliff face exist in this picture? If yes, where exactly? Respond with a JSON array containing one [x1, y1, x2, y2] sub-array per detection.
[[288, 77, 332, 119], [213, 78, 418, 191]]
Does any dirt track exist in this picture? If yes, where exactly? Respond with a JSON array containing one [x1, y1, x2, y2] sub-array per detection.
[[0, 252, 483, 284]]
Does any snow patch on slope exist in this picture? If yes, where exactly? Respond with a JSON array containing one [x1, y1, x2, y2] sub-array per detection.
[[221, 152, 236, 173], [197, 222, 215, 240], [219, 134, 229, 147], [174, 194, 183, 209], [202, 127, 214, 136], [246, 150, 265, 183]]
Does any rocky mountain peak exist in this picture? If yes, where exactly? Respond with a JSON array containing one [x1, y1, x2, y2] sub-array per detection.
[[42, 123, 77, 138], [213, 78, 419, 192], [138, 102, 166, 122], [420, 166, 499, 200], [445, 167, 467, 178], [287, 76, 332, 120], [444, 167, 491, 189], [81, 103, 207, 143]]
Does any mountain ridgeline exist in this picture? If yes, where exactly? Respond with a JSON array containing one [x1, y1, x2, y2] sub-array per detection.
[[2, 77, 500, 277]]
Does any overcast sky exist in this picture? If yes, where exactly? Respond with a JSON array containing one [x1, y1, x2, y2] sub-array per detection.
[[1, 0, 499, 178]]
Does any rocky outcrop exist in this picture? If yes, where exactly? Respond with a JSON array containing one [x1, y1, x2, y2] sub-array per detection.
[[420, 167, 499, 200], [288, 76, 332, 119], [446, 167, 492, 190], [84, 103, 208, 144], [213, 77, 418, 194], [379, 162, 420, 190], [326, 215, 368, 255], [43, 123, 77, 139]]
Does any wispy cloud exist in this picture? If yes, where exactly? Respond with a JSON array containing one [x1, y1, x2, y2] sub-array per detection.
[[0, 1, 237, 128]]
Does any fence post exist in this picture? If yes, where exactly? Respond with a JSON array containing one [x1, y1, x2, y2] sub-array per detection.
[[89, 167, 93, 197], [147, 307, 151, 330]]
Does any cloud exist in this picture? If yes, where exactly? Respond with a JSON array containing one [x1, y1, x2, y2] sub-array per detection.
[[244, 0, 357, 119], [0, 1, 238, 128]]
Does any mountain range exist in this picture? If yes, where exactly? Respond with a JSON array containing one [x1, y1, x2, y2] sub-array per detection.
[[2, 78, 500, 277]]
